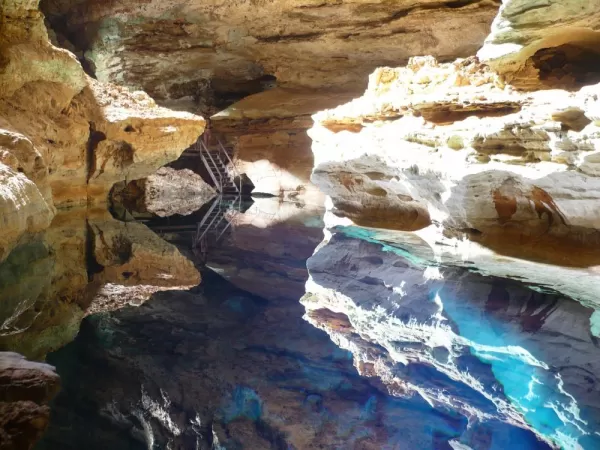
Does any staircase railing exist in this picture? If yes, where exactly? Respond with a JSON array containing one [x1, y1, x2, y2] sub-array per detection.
[[216, 139, 242, 194], [196, 137, 241, 195], [199, 148, 220, 191]]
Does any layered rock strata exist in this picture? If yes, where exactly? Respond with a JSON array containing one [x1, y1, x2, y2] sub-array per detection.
[[310, 54, 600, 266], [479, 0, 600, 90], [0, 0, 205, 263], [111, 167, 216, 218], [41, 0, 500, 111]]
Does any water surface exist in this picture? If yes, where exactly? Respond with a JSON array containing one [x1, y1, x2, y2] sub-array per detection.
[[1, 197, 598, 449]]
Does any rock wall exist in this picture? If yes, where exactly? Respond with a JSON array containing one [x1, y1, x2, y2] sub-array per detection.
[[40, 0, 501, 112], [0, 0, 205, 262], [212, 88, 353, 203], [479, 0, 600, 89], [0, 353, 60, 450], [309, 0, 600, 269]]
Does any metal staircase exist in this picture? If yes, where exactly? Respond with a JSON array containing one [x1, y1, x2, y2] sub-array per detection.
[[193, 138, 241, 195]]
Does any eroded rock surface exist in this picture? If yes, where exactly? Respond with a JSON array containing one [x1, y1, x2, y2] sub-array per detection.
[[111, 167, 216, 217], [479, 0, 600, 90], [0, 352, 60, 450], [0, 0, 205, 262], [303, 232, 600, 449], [41, 0, 500, 112], [310, 55, 600, 266]]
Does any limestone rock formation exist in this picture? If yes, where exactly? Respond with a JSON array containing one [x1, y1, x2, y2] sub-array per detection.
[[111, 167, 216, 217], [0, 352, 60, 450], [309, 55, 600, 267], [302, 232, 600, 449], [479, 0, 600, 90], [41, 0, 500, 111], [212, 88, 353, 203], [0, 0, 205, 262]]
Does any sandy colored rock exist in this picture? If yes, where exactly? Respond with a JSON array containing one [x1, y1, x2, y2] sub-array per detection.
[[478, 0, 600, 90], [0, 0, 205, 262], [212, 88, 353, 204], [309, 56, 600, 265], [0, 352, 60, 450], [113, 166, 216, 217], [41, 0, 500, 111]]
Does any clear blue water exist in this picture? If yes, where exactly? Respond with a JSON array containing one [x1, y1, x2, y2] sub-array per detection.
[[0, 198, 598, 449]]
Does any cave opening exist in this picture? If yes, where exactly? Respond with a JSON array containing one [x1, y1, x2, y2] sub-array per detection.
[[531, 42, 600, 90]]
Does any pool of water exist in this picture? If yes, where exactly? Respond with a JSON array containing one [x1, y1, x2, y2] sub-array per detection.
[[1, 197, 598, 449]]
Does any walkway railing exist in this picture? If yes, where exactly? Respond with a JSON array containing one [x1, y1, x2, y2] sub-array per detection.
[[195, 138, 242, 195]]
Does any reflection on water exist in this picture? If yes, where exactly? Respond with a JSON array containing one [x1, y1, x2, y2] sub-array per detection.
[[0, 197, 598, 449]]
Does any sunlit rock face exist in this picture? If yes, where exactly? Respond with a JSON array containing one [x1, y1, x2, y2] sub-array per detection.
[[0, 0, 204, 262], [302, 232, 600, 449], [0, 208, 200, 361], [111, 167, 216, 217], [41, 0, 500, 111], [212, 89, 353, 203], [309, 55, 600, 266], [479, 0, 600, 90], [39, 271, 493, 450], [0, 352, 60, 450]]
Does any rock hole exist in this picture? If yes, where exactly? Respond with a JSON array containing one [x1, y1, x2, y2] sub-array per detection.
[[361, 256, 384, 265], [124, 125, 135, 133], [531, 43, 600, 90]]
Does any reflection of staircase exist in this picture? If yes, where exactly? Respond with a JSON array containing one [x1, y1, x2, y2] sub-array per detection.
[[193, 138, 241, 195], [193, 196, 241, 263]]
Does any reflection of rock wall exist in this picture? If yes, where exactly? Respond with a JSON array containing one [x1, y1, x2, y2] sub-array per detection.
[[303, 233, 600, 449], [0, 208, 200, 360], [39, 271, 488, 450], [208, 198, 325, 301], [0, 0, 205, 262], [86, 212, 201, 315]]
